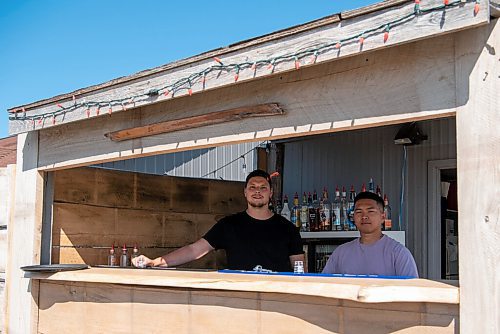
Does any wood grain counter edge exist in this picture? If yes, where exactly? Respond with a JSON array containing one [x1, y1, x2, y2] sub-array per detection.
[[24, 267, 459, 304]]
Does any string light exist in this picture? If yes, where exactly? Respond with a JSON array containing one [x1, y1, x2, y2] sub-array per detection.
[[414, 0, 421, 14], [309, 52, 318, 64], [294, 57, 301, 70], [383, 25, 390, 43], [10, 0, 478, 126], [241, 156, 247, 175]]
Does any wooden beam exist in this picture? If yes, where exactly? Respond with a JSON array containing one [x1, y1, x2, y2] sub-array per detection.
[[5, 132, 44, 334], [105, 103, 285, 142], [455, 20, 499, 333]]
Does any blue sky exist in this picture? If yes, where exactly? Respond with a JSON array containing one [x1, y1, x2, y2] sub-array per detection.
[[0, 0, 378, 138]]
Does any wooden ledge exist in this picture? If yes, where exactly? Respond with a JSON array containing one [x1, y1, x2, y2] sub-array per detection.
[[25, 267, 459, 304]]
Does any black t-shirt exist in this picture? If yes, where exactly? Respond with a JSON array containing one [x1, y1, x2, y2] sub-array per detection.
[[203, 211, 304, 272]]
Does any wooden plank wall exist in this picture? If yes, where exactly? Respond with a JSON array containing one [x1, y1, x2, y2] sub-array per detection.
[[37, 280, 459, 334], [455, 20, 499, 333], [36, 31, 461, 171], [52, 167, 247, 268]]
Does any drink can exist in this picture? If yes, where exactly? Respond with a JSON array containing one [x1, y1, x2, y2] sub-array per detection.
[[294, 260, 304, 274]]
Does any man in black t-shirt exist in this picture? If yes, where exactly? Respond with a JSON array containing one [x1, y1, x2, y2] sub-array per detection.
[[132, 169, 305, 272]]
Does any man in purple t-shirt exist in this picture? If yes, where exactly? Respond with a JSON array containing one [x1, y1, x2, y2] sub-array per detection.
[[322, 192, 418, 278]]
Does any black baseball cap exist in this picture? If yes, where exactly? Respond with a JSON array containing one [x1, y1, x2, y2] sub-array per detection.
[[245, 169, 272, 187], [354, 191, 384, 208]]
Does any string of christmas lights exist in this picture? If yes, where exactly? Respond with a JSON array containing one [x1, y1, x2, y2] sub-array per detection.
[[10, 0, 480, 127]]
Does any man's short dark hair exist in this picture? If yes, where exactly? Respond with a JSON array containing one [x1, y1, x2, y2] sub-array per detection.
[[245, 169, 272, 188], [354, 191, 384, 209]]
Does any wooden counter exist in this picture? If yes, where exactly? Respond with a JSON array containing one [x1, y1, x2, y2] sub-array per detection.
[[27, 268, 459, 334], [26, 267, 458, 304]]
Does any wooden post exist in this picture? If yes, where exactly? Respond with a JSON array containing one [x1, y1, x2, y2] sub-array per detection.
[[455, 20, 499, 333], [256, 147, 268, 171], [5, 132, 44, 334]]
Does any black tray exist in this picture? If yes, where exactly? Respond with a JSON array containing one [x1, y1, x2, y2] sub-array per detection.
[[21, 264, 90, 272]]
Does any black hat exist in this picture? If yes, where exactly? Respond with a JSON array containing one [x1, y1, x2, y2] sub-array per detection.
[[245, 169, 272, 187], [354, 191, 384, 208]]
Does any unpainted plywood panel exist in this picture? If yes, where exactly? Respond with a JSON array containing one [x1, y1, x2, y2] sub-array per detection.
[[36, 279, 459, 334], [455, 20, 500, 334], [36, 32, 463, 170]]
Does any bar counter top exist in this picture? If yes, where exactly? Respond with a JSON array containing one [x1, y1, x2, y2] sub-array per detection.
[[25, 267, 459, 304]]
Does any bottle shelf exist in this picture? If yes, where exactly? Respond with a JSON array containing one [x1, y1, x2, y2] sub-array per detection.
[[300, 230, 406, 246]]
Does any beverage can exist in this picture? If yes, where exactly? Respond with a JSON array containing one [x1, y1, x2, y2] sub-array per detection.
[[294, 260, 304, 274]]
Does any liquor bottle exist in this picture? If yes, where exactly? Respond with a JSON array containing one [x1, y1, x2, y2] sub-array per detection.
[[341, 186, 349, 231], [383, 194, 392, 231], [300, 192, 309, 232], [317, 195, 324, 231], [332, 186, 342, 231], [131, 244, 139, 263], [308, 191, 318, 232], [361, 183, 366, 192], [108, 244, 117, 267], [120, 244, 128, 267], [376, 185, 382, 198], [320, 187, 332, 231], [368, 178, 375, 193], [347, 185, 357, 230], [281, 195, 291, 221], [290, 192, 301, 229]]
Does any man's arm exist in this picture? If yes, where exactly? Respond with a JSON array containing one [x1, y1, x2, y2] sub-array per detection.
[[394, 246, 419, 278], [289, 253, 307, 273], [132, 238, 214, 268]]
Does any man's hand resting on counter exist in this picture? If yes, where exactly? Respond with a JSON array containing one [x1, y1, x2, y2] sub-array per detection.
[[132, 255, 167, 268]]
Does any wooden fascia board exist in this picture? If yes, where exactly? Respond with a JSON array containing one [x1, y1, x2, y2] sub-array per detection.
[[8, 0, 489, 135]]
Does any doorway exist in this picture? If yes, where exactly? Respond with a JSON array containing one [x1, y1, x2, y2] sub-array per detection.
[[427, 159, 458, 280], [440, 168, 458, 280]]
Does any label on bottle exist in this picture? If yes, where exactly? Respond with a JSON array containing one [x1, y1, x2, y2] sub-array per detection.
[[384, 219, 392, 230], [333, 208, 341, 230], [108, 255, 116, 267], [308, 210, 317, 232], [319, 207, 331, 231], [291, 208, 301, 228], [300, 208, 308, 231], [120, 254, 128, 267]]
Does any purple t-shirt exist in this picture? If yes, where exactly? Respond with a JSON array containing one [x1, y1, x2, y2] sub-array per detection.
[[321, 235, 419, 278]]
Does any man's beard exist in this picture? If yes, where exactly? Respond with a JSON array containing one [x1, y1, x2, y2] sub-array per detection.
[[248, 199, 268, 208], [248, 202, 267, 209]]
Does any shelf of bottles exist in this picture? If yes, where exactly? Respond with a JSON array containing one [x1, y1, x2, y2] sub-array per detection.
[[276, 178, 395, 234]]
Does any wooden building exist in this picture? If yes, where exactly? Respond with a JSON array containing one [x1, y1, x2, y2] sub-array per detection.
[[4, 0, 499, 333]]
